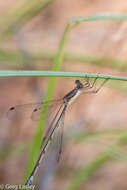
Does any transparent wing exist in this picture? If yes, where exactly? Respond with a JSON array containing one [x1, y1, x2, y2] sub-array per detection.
[[7, 99, 63, 121], [47, 105, 65, 162], [40, 104, 64, 149], [25, 104, 67, 185], [56, 111, 65, 162]]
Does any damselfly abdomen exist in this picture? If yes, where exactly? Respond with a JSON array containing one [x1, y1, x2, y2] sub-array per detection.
[[7, 78, 108, 185]]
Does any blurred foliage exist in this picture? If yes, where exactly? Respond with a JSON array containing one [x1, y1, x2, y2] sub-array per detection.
[[0, 0, 54, 39], [1, 48, 127, 71], [67, 131, 127, 190], [0, 0, 127, 189]]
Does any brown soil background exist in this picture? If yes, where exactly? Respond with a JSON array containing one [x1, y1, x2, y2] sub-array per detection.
[[0, 0, 127, 190]]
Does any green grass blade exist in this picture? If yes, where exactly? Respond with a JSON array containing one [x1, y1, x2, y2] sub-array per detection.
[[1, 70, 127, 82], [24, 23, 71, 184], [69, 13, 127, 23]]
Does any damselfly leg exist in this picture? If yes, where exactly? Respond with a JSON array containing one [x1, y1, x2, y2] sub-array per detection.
[[82, 77, 108, 94], [83, 75, 98, 89]]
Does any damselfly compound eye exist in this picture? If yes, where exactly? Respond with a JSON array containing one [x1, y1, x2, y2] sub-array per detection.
[[75, 80, 80, 84], [75, 80, 83, 89]]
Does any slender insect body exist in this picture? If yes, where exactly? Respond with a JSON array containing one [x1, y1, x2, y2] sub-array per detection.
[[26, 130, 55, 185], [25, 105, 67, 185], [9, 78, 107, 185], [27, 176, 33, 186], [68, 90, 81, 106], [63, 88, 78, 103], [26, 88, 80, 185], [26, 128, 57, 185], [63, 80, 83, 104]]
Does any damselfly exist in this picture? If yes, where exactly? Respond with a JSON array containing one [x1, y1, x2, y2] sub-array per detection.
[[7, 77, 108, 185]]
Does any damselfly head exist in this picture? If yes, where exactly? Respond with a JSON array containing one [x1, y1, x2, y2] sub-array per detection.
[[75, 80, 84, 89]]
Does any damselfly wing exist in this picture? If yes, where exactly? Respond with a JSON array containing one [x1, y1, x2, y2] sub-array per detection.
[[7, 99, 63, 121], [7, 78, 108, 185]]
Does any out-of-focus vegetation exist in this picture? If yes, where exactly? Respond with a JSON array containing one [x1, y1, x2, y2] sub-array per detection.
[[1, 1, 127, 190]]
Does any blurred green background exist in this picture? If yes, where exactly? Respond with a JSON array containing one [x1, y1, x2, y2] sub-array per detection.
[[0, 0, 127, 190]]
